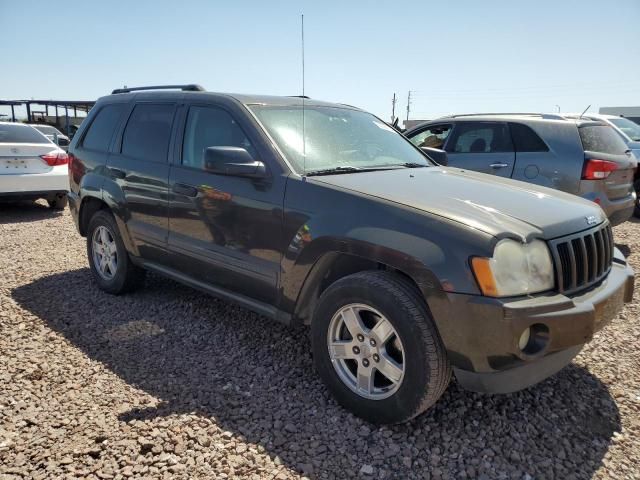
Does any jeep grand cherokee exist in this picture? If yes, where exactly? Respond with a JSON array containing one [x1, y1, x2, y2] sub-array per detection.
[[67, 85, 634, 424]]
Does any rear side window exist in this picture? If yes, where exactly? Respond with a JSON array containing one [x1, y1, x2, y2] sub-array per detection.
[[508, 123, 548, 152], [447, 122, 513, 153], [0, 124, 50, 144], [579, 125, 629, 155], [82, 104, 125, 152], [121, 104, 175, 162]]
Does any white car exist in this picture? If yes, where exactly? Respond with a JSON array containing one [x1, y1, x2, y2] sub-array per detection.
[[0, 122, 69, 209], [28, 124, 71, 150]]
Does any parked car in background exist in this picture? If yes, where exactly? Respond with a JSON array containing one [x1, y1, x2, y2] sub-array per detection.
[[67, 85, 634, 424], [405, 114, 637, 226], [0, 122, 69, 209], [562, 113, 640, 216], [29, 123, 71, 150]]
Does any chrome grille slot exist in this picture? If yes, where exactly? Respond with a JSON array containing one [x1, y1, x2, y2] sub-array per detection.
[[549, 223, 613, 295]]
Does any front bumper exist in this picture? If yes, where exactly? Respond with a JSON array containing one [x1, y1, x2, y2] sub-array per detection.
[[428, 249, 634, 393]]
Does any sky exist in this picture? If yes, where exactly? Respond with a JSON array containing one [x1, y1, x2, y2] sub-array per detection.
[[1, 0, 639, 124]]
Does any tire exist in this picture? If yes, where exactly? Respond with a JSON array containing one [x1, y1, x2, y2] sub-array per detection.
[[311, 271, 451, 424], [87, 210, 145, 294], [634, 179, 640, 218], [47, 194, 68, 210]]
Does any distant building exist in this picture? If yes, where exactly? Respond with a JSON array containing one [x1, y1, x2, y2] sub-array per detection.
[[599, 106, 640, 125]]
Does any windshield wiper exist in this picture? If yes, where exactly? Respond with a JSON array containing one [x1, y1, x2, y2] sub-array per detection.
[[307, 165, 401, 176], [306, 166, 362, 176], [397, 162, 428, 168]]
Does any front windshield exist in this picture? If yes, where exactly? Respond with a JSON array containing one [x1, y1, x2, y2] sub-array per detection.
[[609, 117, 640, 141], [250, 105, 431, 174]]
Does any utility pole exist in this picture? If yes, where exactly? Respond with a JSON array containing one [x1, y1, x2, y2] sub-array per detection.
[[406, 90, 412, 123], [391, 93, 397, 122]]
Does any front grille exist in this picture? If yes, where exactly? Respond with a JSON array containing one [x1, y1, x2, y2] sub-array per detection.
[[549, 223, 613, 294]]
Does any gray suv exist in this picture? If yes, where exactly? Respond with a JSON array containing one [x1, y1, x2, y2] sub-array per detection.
[[405, 114, 637, 226]]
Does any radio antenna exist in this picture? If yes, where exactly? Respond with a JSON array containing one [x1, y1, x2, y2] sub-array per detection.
[[301, 13, 306, 175], [579, 104, 591, 119]]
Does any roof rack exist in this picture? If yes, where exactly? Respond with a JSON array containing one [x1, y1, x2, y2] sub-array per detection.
[[439, 112, 566, 120], [288, 95, 310, 99], [111, 84, 206, 94]]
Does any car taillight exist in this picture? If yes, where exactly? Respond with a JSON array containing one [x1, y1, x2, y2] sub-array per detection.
[[40, 151, 69, 166], [582, 159, 617, 180]]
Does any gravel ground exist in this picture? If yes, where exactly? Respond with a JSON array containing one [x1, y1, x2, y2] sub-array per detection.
[[1, 200, 639, 480]]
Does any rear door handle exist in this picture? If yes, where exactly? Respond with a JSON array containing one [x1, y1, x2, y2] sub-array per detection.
[[489, 163, 509, 168], [109, 167, 126, 179], [172, 182, 198, 197]]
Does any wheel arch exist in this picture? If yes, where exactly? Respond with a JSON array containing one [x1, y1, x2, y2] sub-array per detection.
[[291, 250, 440, 326]]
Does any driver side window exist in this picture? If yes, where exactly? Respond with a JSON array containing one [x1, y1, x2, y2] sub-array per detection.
[[409, 124, 452, 150], [182, 106, 255, 170]]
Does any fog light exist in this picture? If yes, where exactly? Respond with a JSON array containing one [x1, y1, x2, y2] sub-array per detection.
[[518, 327, 531, 351]]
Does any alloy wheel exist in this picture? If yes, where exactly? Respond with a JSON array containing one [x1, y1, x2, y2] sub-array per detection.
[[327, 303, 405, 400]]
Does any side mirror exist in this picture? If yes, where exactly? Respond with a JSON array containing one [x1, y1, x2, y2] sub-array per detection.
[[421, 147, 448, 166], [204, 146, 266, 178], [58, 137, 70, 147]]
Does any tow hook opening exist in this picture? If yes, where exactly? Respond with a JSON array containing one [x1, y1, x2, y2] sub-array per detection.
[[519, 324, 549, 355]]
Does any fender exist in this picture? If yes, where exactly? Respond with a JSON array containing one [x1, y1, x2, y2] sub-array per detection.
[[80, 170, 140, 257]]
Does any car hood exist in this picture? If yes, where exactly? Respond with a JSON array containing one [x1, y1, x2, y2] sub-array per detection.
[[311, 167, 606, 240]]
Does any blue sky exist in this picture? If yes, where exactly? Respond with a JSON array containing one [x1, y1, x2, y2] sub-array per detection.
[[1, 0, 639, 123]]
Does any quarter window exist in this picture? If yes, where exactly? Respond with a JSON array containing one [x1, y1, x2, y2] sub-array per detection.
[[508, 123, 549, 152], [82, 104, 125, 152], [121, 104, 175, 162], [447, 122, 513, 153], [182, 106, 255, 170], [408, 124, 452, 150]]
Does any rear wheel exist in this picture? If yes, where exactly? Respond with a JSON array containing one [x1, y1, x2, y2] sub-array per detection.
[[311, 271, 451, 424], [47, 194, 68, 210], [87, 210, 145, 294]]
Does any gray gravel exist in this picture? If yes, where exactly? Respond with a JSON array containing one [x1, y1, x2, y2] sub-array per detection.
[[1, 200, 639, 480]]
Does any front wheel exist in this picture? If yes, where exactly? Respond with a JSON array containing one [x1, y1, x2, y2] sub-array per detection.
[[311, 271, 451, 424]]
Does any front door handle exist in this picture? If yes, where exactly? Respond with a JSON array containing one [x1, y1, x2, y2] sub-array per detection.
[[489, 163, 509, 169], [109, 167, 126, 179], [172, 182, 198, 197]]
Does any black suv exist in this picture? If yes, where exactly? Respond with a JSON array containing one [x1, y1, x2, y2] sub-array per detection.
[[68, 85, 634, 424]]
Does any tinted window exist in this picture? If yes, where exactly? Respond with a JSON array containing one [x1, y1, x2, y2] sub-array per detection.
[[122, 104, 175, 162], [447, 122, 513, 153], [579, 125, 629, 155], [83, 104, 125, 152], [408, 124, 452, 150], [0, 124, 50, 144], [509, 123, 549, 152], [182, 106, 255, 169]]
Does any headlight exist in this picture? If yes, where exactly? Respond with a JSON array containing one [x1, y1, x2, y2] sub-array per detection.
[[471, 239, 554, 297]]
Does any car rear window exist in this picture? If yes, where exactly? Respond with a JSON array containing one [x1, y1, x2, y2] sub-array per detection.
[[0, 124, 50, 144], [508, 123, 549, 152], [83, 104, 125, 152], [578, 125, 629, 155]]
